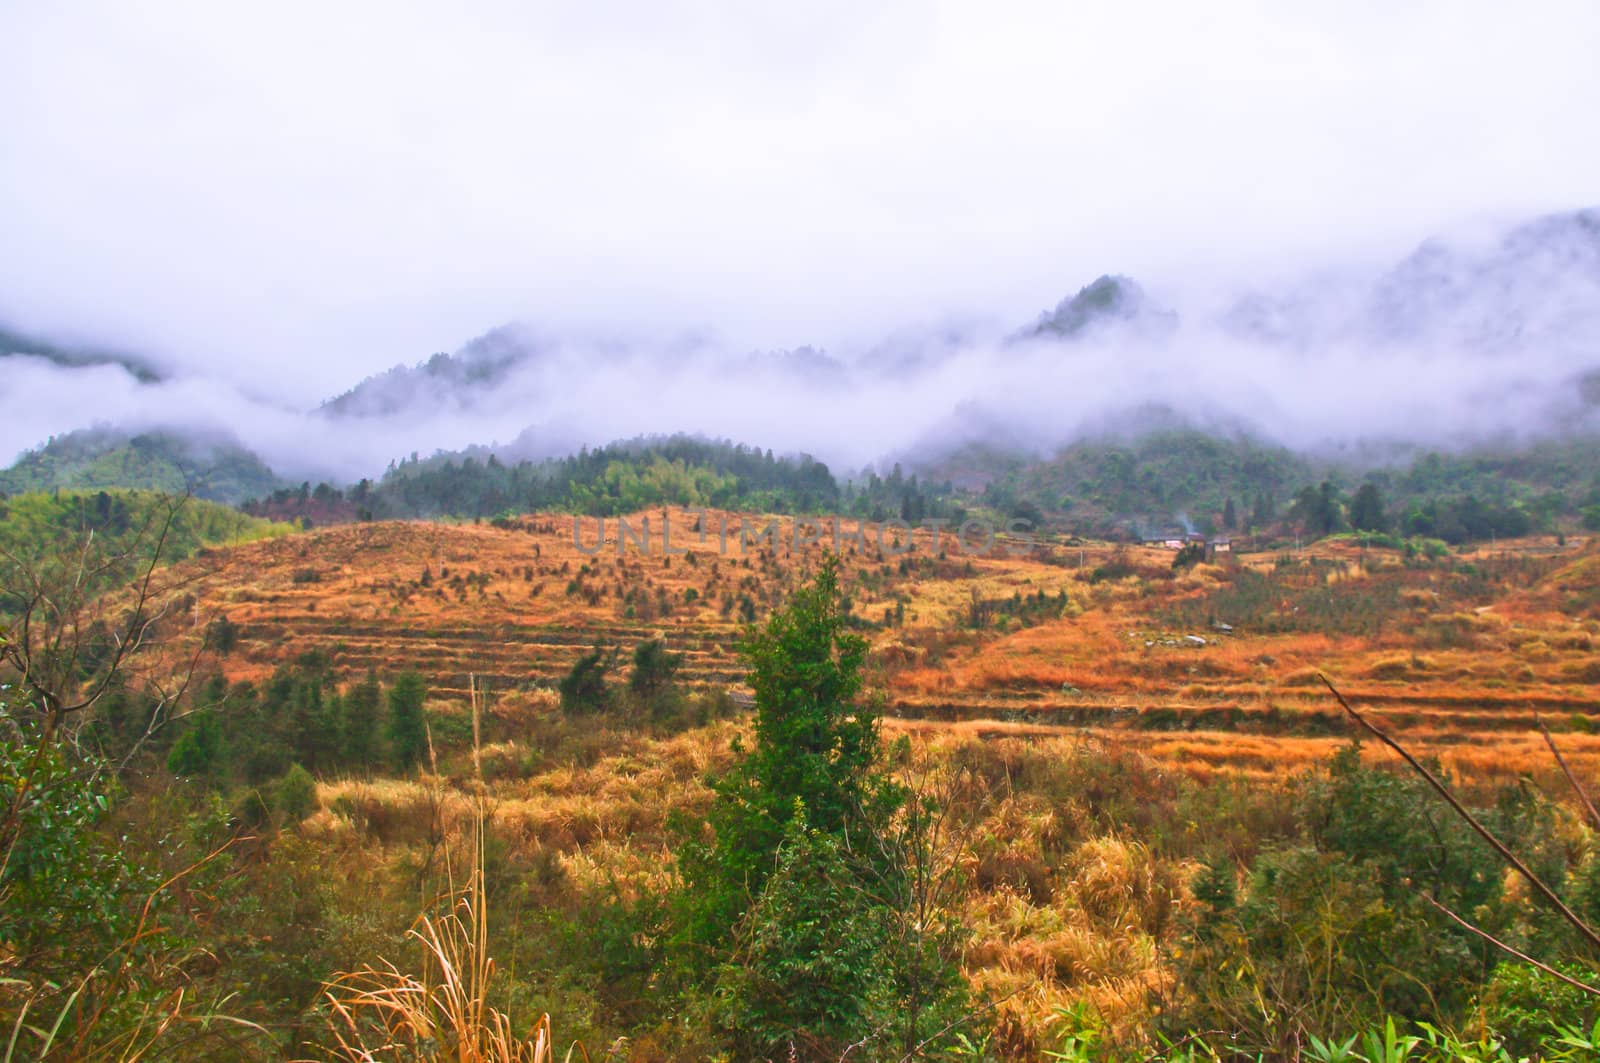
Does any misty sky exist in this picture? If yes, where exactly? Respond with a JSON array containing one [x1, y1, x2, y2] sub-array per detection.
[[3, 2, 1599, 479]]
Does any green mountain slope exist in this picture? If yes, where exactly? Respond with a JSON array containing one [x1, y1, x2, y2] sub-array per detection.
[[0, 489, 295, 571], [0, 429, 284, 506]]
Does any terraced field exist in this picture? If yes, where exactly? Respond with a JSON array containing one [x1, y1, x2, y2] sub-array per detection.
[[167, 509, 1600, 781]]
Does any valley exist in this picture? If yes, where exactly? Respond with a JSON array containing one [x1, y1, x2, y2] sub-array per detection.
[[8, 12, 1600, 1054]]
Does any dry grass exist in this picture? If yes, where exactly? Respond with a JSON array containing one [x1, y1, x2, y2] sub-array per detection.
[[310, 687, 591, 1063], [314, 884, 571, 1063]]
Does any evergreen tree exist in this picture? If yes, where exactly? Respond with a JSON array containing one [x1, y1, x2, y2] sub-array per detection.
[[672, 556, 965, 1056], [558, 646, 613, 714], [290, 675, 344, 771], [1222, 497, 1237, 531], [206, 614, 239, 656], [274, 763, 318, 821], [1250, 491, 1275, 530], [1349, 482, 1388, 533], [628, 638, 682, 713], [386, 671, 429, 772], [1289, 481, 1344, 537], [677, 556, 891, 952], [1318, 480, 1345, 534], [342, 671, 382, 768], [166, 711, 222, 778]]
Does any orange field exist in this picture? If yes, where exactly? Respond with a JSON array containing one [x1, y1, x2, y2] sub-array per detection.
[[161, 508, 1600, 784]]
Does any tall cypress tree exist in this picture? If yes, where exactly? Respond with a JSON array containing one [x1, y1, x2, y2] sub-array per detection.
[[342, 670, 382, 768], [386, 671, 428, 772]]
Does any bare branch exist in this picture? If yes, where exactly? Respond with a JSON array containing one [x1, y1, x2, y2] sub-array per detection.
[[1537, 715, 1600, 834], [58, 494, 191, 722], [1421, 894, 1600, 998]]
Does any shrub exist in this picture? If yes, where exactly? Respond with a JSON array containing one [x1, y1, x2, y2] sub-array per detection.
[[1482, 961, 1600, 1056], [559, 645, 614, 714], [167, 711, 223, 777], [0, 715, 143, 980], [710, 819, 896, 1057], [1172, 744, 1528, 1052], [628, 638, 683, 712], [275, 763, 318, 822]]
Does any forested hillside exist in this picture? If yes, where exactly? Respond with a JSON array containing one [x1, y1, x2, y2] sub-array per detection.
[[0, 428, 283, 505], [244, 435, 955, 525], [953, 429, 1600, 542], [7, 416, 1599, 553], [0, 489, 292, 567]]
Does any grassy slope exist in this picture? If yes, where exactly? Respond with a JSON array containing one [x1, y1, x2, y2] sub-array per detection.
[[164, 507, 1600, 778]]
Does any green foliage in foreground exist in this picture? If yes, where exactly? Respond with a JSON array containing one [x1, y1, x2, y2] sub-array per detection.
[[1048, 1013, 1600, 1061], [16, 658, 1600, 1058], [1167, 742, 1600, 1057], [0, 715, 143, 982], [1, 694, 281, 1058]]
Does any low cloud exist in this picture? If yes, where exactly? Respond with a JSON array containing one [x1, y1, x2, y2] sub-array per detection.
[[5, 209, 1598, 485]]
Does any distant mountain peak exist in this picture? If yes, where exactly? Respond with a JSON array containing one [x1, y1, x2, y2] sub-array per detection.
[[319, 323, 550, 418], [1366, 206, 1600, 351], [1014, 274, 1179, 343]]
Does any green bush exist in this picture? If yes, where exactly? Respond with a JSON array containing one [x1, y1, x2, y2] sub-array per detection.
[[1170, 743, 1556, 1053], [166, 711, 222, 777], [1481, 961, 1600, 1056], [274, 763, 318, 822], [559, 646, 614, 714], [0, 714, 143, 979], [628, 638, 682, 711]]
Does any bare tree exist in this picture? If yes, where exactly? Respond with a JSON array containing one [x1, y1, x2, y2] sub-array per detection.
[[0, 491, 261, 1057], [0, 492, 211, 874], [0, 492, 206, 749]]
